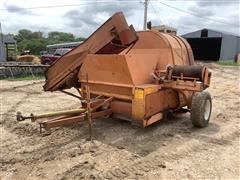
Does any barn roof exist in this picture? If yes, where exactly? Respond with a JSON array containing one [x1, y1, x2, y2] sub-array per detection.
[[182, 28, 240, 38], [0, 34, 16, 44], [206, 28, 240, 37]]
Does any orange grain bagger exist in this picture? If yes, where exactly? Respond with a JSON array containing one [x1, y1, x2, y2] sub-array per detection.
[[17, 12, 212, 138]]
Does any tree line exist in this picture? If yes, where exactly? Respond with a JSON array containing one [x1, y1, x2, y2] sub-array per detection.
[[13, 29, 86, 55]]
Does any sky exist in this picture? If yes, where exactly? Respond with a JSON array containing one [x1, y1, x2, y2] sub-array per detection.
[[0, 0, 239, 38]]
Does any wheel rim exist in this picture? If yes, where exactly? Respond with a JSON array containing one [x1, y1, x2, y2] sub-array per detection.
[[204, 99, 211, 121]]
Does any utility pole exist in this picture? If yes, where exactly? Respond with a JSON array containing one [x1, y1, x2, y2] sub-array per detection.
[[143, 0, 149, 30]]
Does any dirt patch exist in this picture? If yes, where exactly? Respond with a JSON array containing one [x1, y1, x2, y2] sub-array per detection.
[[0, 63, 239, 179]]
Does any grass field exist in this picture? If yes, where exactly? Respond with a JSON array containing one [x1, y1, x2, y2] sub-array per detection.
[[0, 74, 45, 81], [216, 60, 240, 66]]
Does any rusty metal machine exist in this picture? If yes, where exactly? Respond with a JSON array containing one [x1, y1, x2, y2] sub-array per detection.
[[17, 12, 212, 138]]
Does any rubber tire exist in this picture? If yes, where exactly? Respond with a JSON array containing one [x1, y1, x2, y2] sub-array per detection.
[[190, 91, 212, 128]]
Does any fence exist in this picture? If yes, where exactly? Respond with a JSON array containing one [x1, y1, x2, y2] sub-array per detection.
[[0, 62, 49, 78]]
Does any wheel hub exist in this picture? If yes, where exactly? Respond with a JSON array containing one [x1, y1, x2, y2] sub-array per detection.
[[204, 99, 211, 121]]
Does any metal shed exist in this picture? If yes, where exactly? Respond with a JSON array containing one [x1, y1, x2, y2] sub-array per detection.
[[182, 28, 240, 61], [0, 34, 17, 62]]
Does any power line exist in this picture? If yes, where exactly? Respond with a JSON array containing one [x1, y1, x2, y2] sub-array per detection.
[[0, 2, 110, 11], [150, 1, 164, 25], [156, 0, 239, 27], [137, 3, 144, 30], [152, 0, 239, 1], [72, 0, 239, 1], [0, 1, 157, 11], [0, 0, 238, 11], [0, 0, 238, 28], [153, 0, 238, 1]]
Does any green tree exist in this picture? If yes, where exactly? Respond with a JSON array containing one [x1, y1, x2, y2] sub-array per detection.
[[14, 29, 86, 55], [31, 31, 43, 39], [15, 29, 33, 42], [75, 37, 86, 42], [48, 32, 75, 42]]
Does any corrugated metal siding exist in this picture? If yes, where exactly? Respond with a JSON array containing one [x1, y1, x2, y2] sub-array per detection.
[[207, 31, 222, 37], [0, 35, 16, 62], [182, 29, 223, 38], [220, 35, 238, 60], [237, 37, 240, 52], [0, 42, 6, 62]]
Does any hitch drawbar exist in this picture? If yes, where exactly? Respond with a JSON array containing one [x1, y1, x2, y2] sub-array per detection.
[[16, 95, 113, 140], [16, 108, 87, 122]]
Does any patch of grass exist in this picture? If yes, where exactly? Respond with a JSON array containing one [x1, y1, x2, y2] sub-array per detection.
[[216, 60, 240, 66], [0, 74, 45, 81]]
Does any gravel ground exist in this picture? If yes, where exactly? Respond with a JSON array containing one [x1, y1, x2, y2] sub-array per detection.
[[0, 63, 239, 179]]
